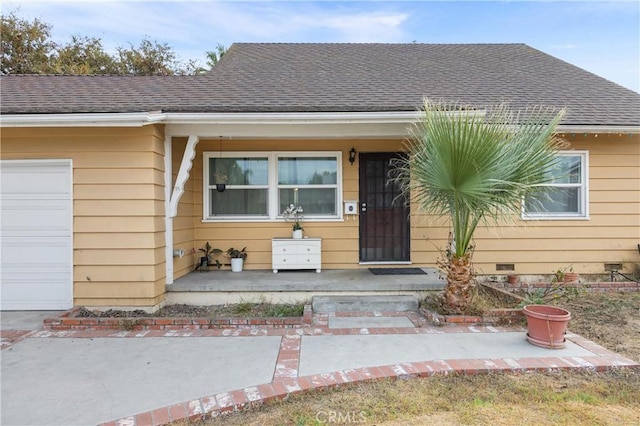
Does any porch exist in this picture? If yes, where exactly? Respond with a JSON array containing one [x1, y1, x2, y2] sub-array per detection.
[[166, 268, 445, 305]]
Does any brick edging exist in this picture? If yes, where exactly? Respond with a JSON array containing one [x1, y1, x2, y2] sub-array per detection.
[[100, 338, 639, 426], [419, 307, 524, 325], [43, 305, 313, 331], [493, 281, 640, 292]]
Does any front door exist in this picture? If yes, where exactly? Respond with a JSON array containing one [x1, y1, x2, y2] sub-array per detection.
[[359, 153, 410, 262]]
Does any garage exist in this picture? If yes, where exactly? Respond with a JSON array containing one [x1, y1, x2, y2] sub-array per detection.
[[1, 159, 73, 310]]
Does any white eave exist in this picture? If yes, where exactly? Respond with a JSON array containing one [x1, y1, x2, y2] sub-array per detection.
[[1, 111, 638, 139], [0, 111, 166, 127]]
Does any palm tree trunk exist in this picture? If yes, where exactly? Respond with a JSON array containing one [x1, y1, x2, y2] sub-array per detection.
[[441, 253, 475, 314]]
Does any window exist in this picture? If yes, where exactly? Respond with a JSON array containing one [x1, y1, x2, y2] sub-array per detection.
[[523, 151, 588, 219], [203, 152, 342, 221]]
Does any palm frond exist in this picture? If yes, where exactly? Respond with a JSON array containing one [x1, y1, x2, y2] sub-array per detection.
[[392, 100, 565, 257]]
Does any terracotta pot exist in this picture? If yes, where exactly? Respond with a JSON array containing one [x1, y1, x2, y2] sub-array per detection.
[[523, 305, 571, 349], [562, 272, 579, 282], [507, 274, 518, 285]]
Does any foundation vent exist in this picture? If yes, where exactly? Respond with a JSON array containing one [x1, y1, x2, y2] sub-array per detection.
[[604, 263, 623, 272], [496, 263, 515, 271]]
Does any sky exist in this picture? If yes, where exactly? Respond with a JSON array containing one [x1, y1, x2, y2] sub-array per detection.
[[4, 0, 639, 92]]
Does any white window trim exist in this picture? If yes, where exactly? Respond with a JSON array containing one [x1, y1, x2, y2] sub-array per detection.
[[522, 150, 589, 220], [203, 151, 343, 222]]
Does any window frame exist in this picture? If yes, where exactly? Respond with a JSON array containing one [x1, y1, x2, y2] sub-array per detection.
[[203, 151, 343, 222], [521, 150, 589, 220]]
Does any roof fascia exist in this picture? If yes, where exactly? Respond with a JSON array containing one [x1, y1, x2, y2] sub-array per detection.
[[1, 111, 638, 136], [557, 125, 640, 134], [163, 111, 422, 139], [0, 112, 166, 127]]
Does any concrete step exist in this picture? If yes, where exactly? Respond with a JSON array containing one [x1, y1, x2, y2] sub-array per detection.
[[312, 295, 419, 313]]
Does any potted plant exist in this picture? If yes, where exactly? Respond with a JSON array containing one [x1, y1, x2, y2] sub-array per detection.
[[214, 172, 228, 192], [282, 204, 304, 239], [226, 247, 247, 272], [196, 242, 222, 271], [555, 265, 580, 283]]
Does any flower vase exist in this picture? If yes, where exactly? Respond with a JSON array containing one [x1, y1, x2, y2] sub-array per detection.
[[292, 229, 303, 239]]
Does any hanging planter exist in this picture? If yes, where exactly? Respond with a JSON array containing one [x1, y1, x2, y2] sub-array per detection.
[[214, 171, 228, 193], [523, 304, 571, 349]]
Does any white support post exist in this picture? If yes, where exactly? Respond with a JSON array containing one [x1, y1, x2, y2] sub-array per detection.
[[169, 135, 199, 217], [165, 135, 200, 285], [164, 135, 174, 285]]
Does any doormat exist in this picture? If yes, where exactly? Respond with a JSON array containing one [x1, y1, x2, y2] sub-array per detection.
[[369, 268, 426, 275]]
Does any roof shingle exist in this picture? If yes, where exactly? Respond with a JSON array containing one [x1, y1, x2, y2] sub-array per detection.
[[2, 43, 638, 126]]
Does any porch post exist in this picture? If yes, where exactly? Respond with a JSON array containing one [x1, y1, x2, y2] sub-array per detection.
[[165, 135, 200, 285], [164, 135, 174, 284]]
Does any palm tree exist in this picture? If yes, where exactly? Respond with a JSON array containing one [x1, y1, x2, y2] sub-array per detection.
[[391, 100, 566, 313]]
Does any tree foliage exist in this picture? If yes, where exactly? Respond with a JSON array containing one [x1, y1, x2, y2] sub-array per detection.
[[1, 12, 55, 74], [1, 11, 219, 75]]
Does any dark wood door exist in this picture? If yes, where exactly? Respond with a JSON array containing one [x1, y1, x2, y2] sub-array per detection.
[[359, 153, 410, 262]]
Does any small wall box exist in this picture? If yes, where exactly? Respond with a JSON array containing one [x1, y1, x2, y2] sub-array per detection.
[[344, 201, 358, 215]]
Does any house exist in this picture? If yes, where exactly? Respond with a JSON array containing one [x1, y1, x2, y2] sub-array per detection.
[[1, 43, 638, 310]]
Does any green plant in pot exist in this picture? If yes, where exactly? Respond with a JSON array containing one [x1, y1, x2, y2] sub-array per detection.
[[196, 242, 222, 270], [226, 247, 247, 272]]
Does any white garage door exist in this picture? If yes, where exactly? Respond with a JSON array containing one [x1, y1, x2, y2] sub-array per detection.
[[1, 160, 73, 310]]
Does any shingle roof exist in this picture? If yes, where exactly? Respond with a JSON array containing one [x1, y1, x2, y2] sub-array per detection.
[[2, 43, 639, 126]]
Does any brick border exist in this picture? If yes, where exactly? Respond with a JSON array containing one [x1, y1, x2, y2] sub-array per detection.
[[419, 306, 524, 326], [493, 280, 640, 293], [99, 327, 639, 426], [43, 305, 313, 331], [7, 310, 639, 426]]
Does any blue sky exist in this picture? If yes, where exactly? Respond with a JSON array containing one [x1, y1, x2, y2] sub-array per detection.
[[5, 0, 639, 92]]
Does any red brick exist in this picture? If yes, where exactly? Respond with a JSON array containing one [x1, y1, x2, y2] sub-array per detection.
[[61, 318, 81, 325], [358, 366, 387, 380], [270, 381, 290, 399], [134, 411, 153, 426], [154, 319, 174, 325], [186, 399, 204, 420], [151, 408, 171, 425], [307, 374, 328, 389], [256, 383, 280, 403], [168, 402, 187, 421], [424, 360, 453, 375], [200, 396, 219, 414], [215, 392, 234, 414], [229, 389, 249, 411], [146, 325, 165, 330], [341, 369, 362, 383], [296, 376, 317, 392], [377, 366, 398, 379], [277, 377, 303, 394]]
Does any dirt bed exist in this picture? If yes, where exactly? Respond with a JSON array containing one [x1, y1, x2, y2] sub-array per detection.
[[74, 302, 305, 319]]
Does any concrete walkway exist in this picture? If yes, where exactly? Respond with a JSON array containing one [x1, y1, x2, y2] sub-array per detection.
[[1, 311, 637, 426]]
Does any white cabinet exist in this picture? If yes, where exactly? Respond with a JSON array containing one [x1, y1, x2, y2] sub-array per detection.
[[272, 238, 321, 273]]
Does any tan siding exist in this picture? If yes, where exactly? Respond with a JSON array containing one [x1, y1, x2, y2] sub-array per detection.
[[1, 126, 167, 307], [187, 135, 639, 276]]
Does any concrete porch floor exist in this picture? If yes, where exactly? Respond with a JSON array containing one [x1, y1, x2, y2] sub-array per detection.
[[166, 268, 446, 304]]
